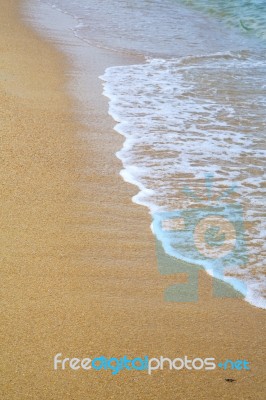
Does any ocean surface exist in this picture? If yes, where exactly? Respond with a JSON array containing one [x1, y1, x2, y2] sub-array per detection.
[[39, 0, 265, 308]]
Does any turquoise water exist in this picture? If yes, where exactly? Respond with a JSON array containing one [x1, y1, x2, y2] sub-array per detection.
[[179, 0, 266, 39], [41, 0, 265, 57]]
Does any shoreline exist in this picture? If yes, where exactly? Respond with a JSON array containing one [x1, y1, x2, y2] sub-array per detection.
[[1, 1, 265, 399], [30, 0, 266, 311]]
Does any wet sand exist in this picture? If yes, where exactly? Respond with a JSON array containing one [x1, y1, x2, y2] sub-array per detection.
[[1, 0, 265, 399]]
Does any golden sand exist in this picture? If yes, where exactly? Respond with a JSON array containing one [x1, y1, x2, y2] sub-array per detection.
[[1, 1, 265, 399]]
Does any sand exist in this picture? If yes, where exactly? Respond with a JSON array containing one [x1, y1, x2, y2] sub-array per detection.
[[1, 0, 265, 399]]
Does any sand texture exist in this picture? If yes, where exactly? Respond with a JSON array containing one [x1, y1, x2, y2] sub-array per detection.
[[1, 1, 265, 399]]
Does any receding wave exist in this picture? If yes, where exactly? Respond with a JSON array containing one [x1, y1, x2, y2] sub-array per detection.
[[101, 51, 266, 309]]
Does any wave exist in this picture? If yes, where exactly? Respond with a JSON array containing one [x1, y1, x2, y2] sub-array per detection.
[[100, 51, 266, 309]]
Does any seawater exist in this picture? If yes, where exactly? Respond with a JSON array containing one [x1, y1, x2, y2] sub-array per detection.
[[39, 0, 266, 308]]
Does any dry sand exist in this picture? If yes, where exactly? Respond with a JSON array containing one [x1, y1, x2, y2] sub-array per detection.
[[1, 0, 265, 399]]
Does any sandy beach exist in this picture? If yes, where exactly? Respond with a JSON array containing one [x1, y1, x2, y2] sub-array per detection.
[[1, 0, 265, 399]]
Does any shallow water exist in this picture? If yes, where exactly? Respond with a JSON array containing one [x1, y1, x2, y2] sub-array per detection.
[[40, 0, 266, 308]]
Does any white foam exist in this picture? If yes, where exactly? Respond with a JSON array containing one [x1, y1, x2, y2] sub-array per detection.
[[100, 53, 266, 309]]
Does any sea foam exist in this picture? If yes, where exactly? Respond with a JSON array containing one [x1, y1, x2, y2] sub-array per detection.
[[101, 52, 266, 309]]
